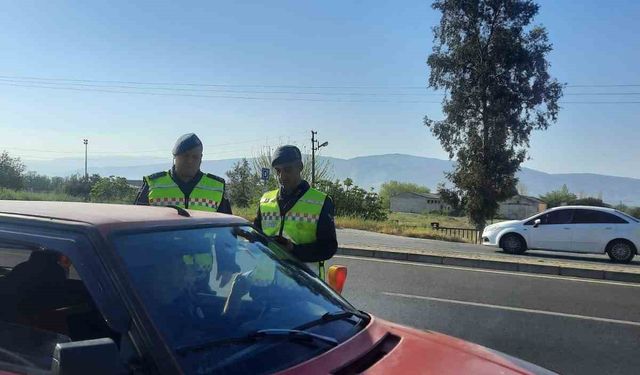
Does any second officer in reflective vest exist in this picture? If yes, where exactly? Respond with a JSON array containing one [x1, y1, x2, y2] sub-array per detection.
[[254, 145, 337, 280]]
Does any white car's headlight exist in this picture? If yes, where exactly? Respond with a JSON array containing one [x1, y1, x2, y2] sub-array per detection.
[[483, 227, 496, 235]]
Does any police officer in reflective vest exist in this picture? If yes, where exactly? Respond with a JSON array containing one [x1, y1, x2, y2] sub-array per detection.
[[134, 133, 232, 214], [134, 133, 237, 286], [254, 145, 337, 280]]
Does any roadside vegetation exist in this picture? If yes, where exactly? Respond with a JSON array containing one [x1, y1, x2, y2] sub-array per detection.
[[2, 150, 640, 244], [234, 207, 472, 243], [0, 188, 82, 202]]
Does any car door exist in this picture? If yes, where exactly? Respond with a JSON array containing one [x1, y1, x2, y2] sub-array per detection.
[[570, 209, 628, 252], [526, 209, 574, 251]]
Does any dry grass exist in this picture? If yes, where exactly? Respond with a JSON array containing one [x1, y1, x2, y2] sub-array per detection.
[[335, 215, 469, 243], [233, 206, 256, 221]]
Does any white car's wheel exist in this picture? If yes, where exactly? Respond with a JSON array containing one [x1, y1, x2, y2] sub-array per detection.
[[500, 233, 527, 255], [606, 240, 636, 263]]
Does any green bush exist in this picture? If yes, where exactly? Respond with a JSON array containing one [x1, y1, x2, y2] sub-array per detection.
[[90, 176, 138, 203], [316, 179, 387, 221]]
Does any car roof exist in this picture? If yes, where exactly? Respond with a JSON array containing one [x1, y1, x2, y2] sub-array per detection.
[[548, 205, 618, 213], [0, 201, 248, 231]]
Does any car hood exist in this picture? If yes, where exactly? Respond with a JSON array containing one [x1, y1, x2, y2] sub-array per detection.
[[485, 220, 521, 231], [277, 316, 556, 375]]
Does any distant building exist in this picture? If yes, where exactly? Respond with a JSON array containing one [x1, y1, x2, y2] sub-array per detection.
[[498, 195, 547, 220], [390, 192, 451, 214]]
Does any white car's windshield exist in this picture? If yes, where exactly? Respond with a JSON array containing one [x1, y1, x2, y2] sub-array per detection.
[[113, 225, 365, 375]]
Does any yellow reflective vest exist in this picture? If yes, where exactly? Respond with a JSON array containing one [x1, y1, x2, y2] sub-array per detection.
[[259, 188, 328, 279], [144, 171, 225, 212]]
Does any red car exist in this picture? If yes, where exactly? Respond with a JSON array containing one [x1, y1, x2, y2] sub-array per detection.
[[0, 201, 555, 375]]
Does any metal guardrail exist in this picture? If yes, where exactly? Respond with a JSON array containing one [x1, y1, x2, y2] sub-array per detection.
[[430, 222, 481, 244]]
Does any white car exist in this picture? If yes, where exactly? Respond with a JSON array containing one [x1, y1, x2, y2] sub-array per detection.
[[482, 206, 640, 263]]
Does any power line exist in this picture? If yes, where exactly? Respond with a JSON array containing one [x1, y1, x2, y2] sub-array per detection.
[[0, 78, 442, 97], [566, 84, 640, 88], [1, 78, 638, 97], [0, 82, 442, 103], [0, 134, 309, 156], [3, 74, 639, 89], [3, 82, 640, 104], [0, 75, 428, 90]]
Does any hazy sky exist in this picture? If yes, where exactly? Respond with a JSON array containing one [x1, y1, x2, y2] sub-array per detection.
[[1, 0, 639, 178]]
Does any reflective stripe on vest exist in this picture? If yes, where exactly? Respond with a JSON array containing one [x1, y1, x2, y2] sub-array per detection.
[[145, 172, 224, 212], [259, 188, 327, 278]]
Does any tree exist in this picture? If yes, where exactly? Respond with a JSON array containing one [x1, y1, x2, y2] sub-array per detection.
[[436, 183, 467, 216], [379, 181, 431, 209], [424, 0, 563, 229], [226, 158, 261, 208], [23, 171, 52, 192], [539, 184, 576, 208], [90, 176, 137, 203], [0, 151, 26, 190], [569, 197, 609, 208], [64, 174, 101, 199], [316, 179, 387, 221]]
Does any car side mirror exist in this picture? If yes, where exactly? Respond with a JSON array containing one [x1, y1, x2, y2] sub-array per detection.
[[327, 265, 347, 294], [533, 219, 541, 228], [52, 338, 119, 375]]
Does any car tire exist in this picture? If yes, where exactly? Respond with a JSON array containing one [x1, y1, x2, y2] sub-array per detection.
[[500, 233, 527, 255], [606, 240, 636, 263]]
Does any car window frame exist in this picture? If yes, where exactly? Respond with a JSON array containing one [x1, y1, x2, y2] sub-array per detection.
[[571, 209, 628, 224], [0, 218, 141, 373], [525, 209, 574, 226]]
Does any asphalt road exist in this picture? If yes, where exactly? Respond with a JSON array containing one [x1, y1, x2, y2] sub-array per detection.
[[327, 255, 640, 375], [337, 228, 640, 267]]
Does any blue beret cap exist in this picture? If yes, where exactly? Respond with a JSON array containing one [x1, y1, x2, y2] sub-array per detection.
[[271, 145, 302, 167], [173, 133, 203, 155]]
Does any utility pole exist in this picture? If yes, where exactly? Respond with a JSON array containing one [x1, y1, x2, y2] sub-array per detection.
[[83, 139, 88, 180], [311, 131, 316, 186], [310, 130, 328, 187]]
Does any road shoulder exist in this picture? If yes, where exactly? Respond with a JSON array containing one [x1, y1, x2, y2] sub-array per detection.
[[336, 244, 640, 283]]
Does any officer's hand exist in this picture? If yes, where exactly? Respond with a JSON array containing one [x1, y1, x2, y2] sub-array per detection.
[[274, 236, 294, 252], [217, 271, 234, 288]]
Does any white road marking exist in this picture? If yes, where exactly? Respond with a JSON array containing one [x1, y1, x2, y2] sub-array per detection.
[[334, 255, 640, 288], [382, 291, 640, 327]]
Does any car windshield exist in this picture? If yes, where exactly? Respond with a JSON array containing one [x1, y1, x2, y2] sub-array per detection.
[[113, 225, 366, 375]]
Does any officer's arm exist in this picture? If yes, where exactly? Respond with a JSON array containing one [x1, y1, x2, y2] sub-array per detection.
[[218, 197, 233, 214], [253, 207, 263, 231], [289, 197, 338, 263], [134, 181, 150, 205]]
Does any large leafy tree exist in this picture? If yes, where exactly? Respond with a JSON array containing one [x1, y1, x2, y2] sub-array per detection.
[[0, 151, 26, 190], [425, 0, 563, 228]]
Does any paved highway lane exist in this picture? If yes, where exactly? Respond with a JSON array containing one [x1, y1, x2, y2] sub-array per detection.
[[328, 255, 640, 375], [337, 228, 640, 267]]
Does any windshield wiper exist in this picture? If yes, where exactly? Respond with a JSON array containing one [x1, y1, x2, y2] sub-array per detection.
[[295, 310, 370, 331], [175, 328, 338, 355]]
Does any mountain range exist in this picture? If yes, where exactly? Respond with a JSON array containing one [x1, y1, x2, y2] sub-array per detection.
[[24, 154, 640, 206]]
